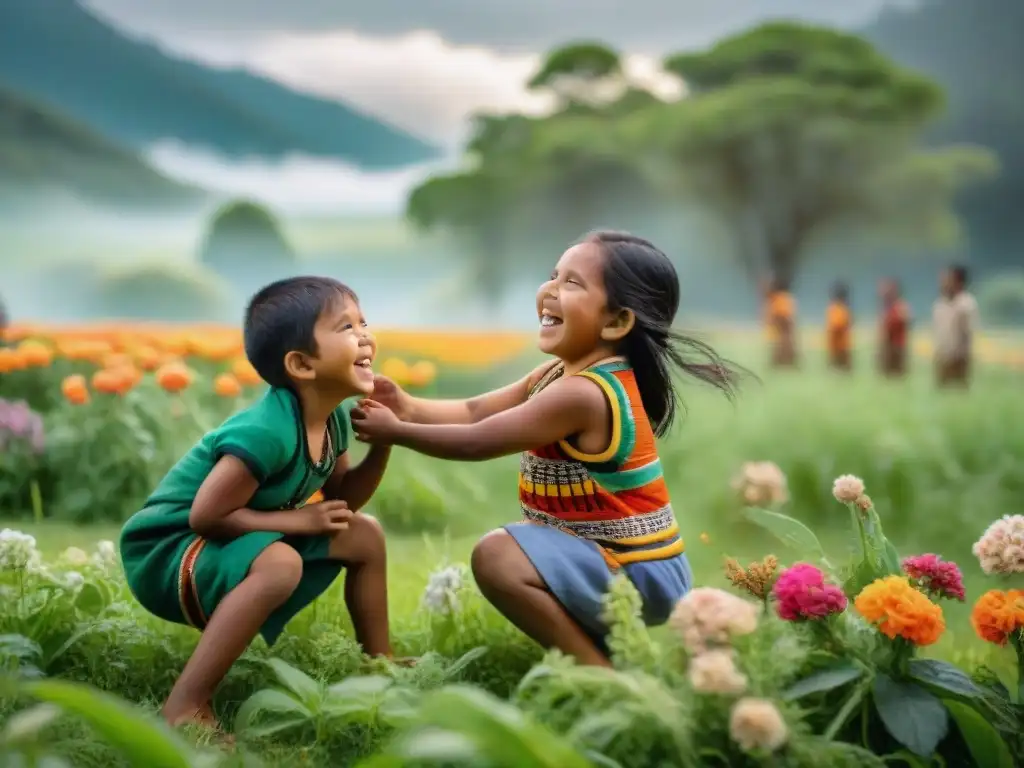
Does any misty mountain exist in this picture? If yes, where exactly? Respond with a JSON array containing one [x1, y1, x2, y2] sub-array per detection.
[[0, 0, 439, 169], [0, 84, 199, 209], [865, 0, 1024, 267]]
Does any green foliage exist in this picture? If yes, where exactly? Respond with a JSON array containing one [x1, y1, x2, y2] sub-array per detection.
[[89, 263, 233, 324], [407, 22, 998, 297], [978, 271, 1024, 326]]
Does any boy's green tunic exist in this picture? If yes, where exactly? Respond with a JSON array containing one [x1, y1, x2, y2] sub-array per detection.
[[120, 388, 354, 646]]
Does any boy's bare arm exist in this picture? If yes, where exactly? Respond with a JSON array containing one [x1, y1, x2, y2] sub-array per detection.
[[190, 457, 348, 539], [320, 446, 391, 511]]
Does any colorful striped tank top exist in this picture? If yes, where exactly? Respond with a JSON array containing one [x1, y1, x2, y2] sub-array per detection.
[[518, 359, 684, 568]]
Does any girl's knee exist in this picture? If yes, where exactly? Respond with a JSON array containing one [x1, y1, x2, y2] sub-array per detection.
[[251, 542, 303, 601], [471, 529, 522, 588]]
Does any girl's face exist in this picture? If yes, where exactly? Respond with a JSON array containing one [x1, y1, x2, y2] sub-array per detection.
[[535, 242, 615, 361]]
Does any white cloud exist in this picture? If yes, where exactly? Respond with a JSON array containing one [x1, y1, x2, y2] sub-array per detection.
[[151, 29, 681, 146]]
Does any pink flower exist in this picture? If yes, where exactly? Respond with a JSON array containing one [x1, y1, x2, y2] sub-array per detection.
[[772, 563, 848, 621], [902, 554, 965, 602]]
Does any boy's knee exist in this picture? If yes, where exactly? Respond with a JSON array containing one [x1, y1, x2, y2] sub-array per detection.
[[253, 542, 304, 601], [329, 513, 386, 563]]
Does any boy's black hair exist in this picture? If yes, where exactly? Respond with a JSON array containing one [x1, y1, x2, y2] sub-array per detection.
[[950, 264, 969, 287], [584, 230, 746, 437], [244, 276, 357, 389], [832, 281, 850, 302]]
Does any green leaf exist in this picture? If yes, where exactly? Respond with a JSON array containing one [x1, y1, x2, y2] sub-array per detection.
[[234, 689, 312, 738], [881, 537, 902, 576], [413, 685, 595, 768], [742, 507, 828, 560], [872, 673, 949, 757], [23, 679, 193, 768], [909, 659, 983, 698], [441, 646, 488, 682], [942, 699, 1014, 768], [783, 662, 864, 701], [264, 658, 323, 710], [73, 582, 107, 615]]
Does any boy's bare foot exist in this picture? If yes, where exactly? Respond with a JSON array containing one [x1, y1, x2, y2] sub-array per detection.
[[164, 704, 237, 748]]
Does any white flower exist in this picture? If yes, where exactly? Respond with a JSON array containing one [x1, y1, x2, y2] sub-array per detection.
[[60, 547, 90, 567], [973, 515, 1024, 575], [0, 528, 39, 571], [420, 564, 469, 616], [91, 540, 118, 570], [62, 571, 85, 590], [832, 474, 866, 504]]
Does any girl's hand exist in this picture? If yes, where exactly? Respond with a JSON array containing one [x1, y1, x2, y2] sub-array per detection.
[[351, 399, 404, 444], [370, 375, 411, 421]]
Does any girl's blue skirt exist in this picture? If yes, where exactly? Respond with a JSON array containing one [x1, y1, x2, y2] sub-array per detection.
[[505, 521, 693, 642]]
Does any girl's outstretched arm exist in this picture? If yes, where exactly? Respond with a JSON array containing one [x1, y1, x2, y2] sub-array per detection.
[[379, 360, 559, 425], [353, 375, 604, 461]]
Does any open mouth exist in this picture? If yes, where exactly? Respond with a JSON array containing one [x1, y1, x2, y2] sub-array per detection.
[[355, 358, 373, 370], [540, 311, 563, 328]]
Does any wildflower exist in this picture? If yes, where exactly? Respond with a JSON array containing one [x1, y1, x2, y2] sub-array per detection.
[[0, 399, 45, 455], [669, 587, 759, 654], [92, 540, 118, 569], [772, 563, 848, 621], [700, 532, 711, 545], [731, 461, 788, 507], [688, 649, 748, 694], [0, 528, 40, 571], [62, 571, 85, 590], [729, 698, 789, 753], [855, 495, 873, 512], [61, 374, 90, 405], [854, 576, 945, 646], [970, 589, 1024, 646], [972, 515, 1024, 575], [408, 360, 437, 388], [421, 564, 469, 615], [59, 547, 90, 567], [214, 373, 243, 398], [724, 555, 779, 601], [832, 474, 865, 504], [902, 554, 965, 602], [156, 362, 193, 393]]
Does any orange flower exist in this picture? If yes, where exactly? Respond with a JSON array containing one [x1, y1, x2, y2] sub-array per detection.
[[156, 362, 193, 393], [134, 346, 162, 371], [61, 374, 90, 405], [854, 576, 945, 646], [970, 589, 1024, 646], [0, 347, 26, 372], [92, 368, 126, 395], [231, 358, 263, 387], [380, 357, 409, 386], [214, 373, 242, 398], [18, 340, 53, 368], [407, 360, 437, 388]]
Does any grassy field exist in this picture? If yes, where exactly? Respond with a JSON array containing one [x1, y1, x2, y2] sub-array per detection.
[[2, 329, 1023, 766]]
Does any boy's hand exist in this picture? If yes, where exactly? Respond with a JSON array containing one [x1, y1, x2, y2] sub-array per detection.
[[370, 375, 411, 421], [299, 500, 353, 534], [351, 399, 404, 444]]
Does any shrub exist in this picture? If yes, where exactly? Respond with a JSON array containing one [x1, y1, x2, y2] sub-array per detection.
[[89, 262, 234, 323], [198, 200, 296, 292], [978, 270, 1024, 327]]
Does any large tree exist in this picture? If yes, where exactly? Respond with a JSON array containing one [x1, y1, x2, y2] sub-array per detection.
[[643, 23, 996, 286]]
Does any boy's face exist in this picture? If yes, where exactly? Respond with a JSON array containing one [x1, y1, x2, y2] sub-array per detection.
[[307, 297, 376, 395]]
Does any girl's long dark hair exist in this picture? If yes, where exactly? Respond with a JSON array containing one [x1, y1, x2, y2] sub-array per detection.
[[587, 230, 747, 437]]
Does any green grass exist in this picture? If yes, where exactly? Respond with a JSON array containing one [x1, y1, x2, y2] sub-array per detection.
[[2, 339, 1023, 766]]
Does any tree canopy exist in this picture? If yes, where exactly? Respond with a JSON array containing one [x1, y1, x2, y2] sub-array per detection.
[[406, 22, 997, 297], [198, 200, 296, 294]]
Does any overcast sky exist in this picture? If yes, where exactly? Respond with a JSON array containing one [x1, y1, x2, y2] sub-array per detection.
[[84, 0, 909, 145]]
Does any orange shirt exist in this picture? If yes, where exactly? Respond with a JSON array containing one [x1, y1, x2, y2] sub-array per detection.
[[826, 302, 851, 351]]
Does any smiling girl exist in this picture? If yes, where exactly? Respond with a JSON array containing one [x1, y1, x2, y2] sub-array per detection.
[[354, 232, 743, 666]]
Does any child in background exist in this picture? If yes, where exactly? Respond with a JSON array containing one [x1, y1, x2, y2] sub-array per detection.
[[353, 231, 743, 667], [120, 277, 398, 732], [826, 282, 852, 372], [766, 278, 798, 368], [933, 264, 979, 388], [878, 279, 911, 378]]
